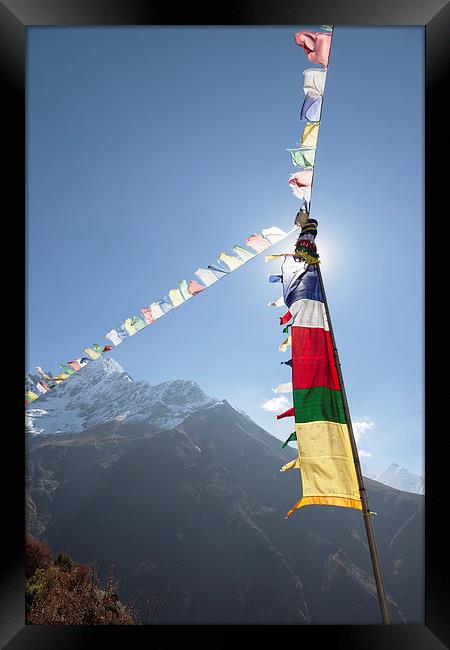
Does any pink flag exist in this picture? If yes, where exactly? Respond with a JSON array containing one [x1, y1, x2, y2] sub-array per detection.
[[68, 360, 81, 371], [188, 280, 206, 296], [141, 307, 155, 325], [245, 234, 272, 253], [288, 170, 313, 189], [294, 31, 331, 67]]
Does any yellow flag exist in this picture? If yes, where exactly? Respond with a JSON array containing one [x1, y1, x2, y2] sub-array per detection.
[[218, 252, 244, 271], [280, 458, 301, 472], [169, 288, 184, 307], [278, 335, 291, 352], [286, 421, 362, 517], [84, 347, 100, 360], [301, 122, 320, 147]]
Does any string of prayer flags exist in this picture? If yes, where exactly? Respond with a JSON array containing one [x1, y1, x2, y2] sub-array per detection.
[[27, 222, 301, 405], [294, 31, 332, 67]]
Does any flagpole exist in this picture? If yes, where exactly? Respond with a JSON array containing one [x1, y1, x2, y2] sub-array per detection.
[[316, 263, 391, 624]]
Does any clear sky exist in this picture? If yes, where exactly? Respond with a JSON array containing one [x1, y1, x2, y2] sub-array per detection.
[[27, 26, 424, 477]]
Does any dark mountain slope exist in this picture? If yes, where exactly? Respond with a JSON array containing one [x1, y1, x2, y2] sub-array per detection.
[[27, 402, 423, 624]]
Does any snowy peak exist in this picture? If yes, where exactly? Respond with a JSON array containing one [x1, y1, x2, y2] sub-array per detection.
[[377, 463, 424, 495], [25, 357, 218, 436]]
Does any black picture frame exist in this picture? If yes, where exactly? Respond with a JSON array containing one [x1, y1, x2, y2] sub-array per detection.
[[3, 0, 448, 647]]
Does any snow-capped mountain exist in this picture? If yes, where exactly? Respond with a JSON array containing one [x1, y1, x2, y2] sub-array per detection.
[[376, 463, 425, 495], [25, 357, 218, 435]]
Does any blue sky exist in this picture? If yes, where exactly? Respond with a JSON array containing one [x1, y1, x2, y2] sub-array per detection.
[[27, 26, 423, 477]]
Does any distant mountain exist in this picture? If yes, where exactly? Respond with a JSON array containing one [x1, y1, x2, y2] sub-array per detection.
[[377, 463, 424, 495], [25, 358, 218, 436], [26, 365, 424, 624]]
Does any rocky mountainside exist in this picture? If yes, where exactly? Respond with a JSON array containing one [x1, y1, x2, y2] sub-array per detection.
[[25, 358, 218, 436], [26, 386, 424, 624]]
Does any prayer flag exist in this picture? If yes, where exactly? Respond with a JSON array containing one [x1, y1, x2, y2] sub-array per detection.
[[294, 31, 332, 66], [218, 252, 244, 271], [280, 458, 301, 472], [178, 280, 192, 301], [273, 382, 292, 394], [188, 280, 206, 295], [194, 268, 219, 287], [301, 123, 320, 147], [282, 431, 297, 448], [36, 381, 50, 394], [169, 288, 184, 307], [300, 93, 322, 122], [233, 245, 255, 262], [84, 348, 100, 360], [262, 226, 288, 244], [106, 329, 125, 346], [141, 307, 155, 325], [36, 367, 51, 381], [287, 148, 316, 168], [303, 68, 327, 96], [245, 234, 271, 253], [279, 335, 292, 352]]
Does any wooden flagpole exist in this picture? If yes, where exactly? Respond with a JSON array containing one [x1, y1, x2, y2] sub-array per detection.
[[316, 264, 391, 624]]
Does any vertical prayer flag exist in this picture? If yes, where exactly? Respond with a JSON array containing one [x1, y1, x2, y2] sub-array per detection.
[[301, 123, 320, 147]]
